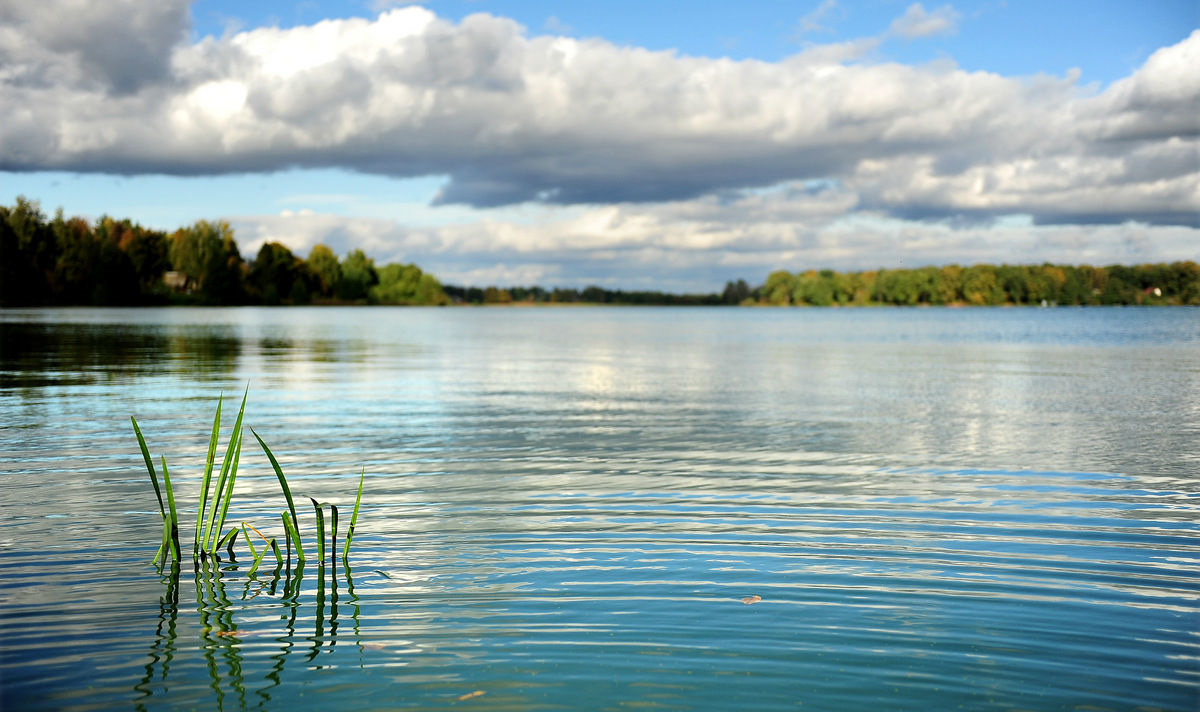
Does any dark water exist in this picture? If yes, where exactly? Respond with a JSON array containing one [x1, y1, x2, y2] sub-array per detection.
[[1, 306, 1198, 711]]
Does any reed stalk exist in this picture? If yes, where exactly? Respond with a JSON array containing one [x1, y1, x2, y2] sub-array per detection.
[[203, 388, 247, 555], [208, 429, 243, 555], [136, 394, 366, 576], [195, 395, 223, 556], [310, 498, 327, 565], [343, 469, 364, 563], [330, 505, 339, 570], [160, 456, 181, 561]]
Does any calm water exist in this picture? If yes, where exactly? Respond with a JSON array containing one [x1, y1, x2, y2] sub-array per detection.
[[1, 306, 1198, 712]]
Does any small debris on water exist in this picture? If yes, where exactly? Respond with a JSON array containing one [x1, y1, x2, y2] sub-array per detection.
[[741, 595, 762, 605], [457, 690, 486, 701]]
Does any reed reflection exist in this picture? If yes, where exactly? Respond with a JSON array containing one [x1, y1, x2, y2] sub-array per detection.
[[134, 555, 362, 711]]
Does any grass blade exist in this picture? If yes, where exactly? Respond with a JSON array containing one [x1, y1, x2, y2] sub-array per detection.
[[240, 522, 260, 560], [153, 514, 171, 566], [252, 428, 304, 562], [131, 416, 164, 519], [217, 528, 239, 559], [281, 511, 305, 565], [329, 505, 339, 570], [161, 456, 181, 561], [247, 537, 277, 577], [195, 394, 223, 555], [310, 498, 326, 565], [209, 428, 243, 553], [343, 469, 364, 563], [203, 389, 247, 553]]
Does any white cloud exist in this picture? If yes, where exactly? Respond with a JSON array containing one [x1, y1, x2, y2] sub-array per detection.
[[889, 3, 961, 39], [227, 184, 1200, 291], [0, 0, 189, 93], [797, 0, 840, 35], [1, 0, 1198, 287]]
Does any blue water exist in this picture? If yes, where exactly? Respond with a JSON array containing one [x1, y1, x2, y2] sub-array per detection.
[[1, 306, 1198, 711]]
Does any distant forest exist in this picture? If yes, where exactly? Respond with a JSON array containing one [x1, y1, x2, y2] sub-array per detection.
[[1, 197, 449, 307], [2, 197, 1198, 307]]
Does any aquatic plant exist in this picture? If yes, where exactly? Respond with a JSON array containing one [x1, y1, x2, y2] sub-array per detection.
[[131, 391, 365, 571]]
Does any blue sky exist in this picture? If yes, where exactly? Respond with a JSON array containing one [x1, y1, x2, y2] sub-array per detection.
[[183, 0, 1193, 82], [1, 0, 1197, 290]]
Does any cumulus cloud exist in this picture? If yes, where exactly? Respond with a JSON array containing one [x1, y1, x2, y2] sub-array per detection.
[[0, 0, 189, 93], [888, 3, 961, 39], [230, 183, 1200, 291], [1, 1, 1197, 231]]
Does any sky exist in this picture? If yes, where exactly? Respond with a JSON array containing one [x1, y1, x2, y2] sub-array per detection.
[[1, 0, 1197, 291]]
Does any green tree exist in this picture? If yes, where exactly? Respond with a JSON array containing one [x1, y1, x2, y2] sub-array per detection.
[[722, 279, 752, 305], [830, 272, 855, 305], [961, 265, 1003, 306], [875, 269, 920, 305], [370, 262, 450, 305], [793, 270, 834, 306], [306, 244, 340, 299], [335, 249, 377, 301], [1, 196, 58, 305], [935, 265, 962, 304], [249, 242, 304, 305], [763, 270, 794, 305], [169, 220, 245, 304], [110, 219, 170, 299]]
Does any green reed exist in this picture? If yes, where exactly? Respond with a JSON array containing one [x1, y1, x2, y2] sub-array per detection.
[[132, 391, 365, 572]]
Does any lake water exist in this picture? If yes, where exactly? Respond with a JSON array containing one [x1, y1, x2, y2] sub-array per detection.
[[1, 306, 1198, 711]]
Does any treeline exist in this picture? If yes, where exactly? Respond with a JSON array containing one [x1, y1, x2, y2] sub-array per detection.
[[438, 261, 1200, 308], [4, 197, 1197, 308], [0, 197, 449, 306], [443, 284, 723, 305], [755, 263, 1200, 306]]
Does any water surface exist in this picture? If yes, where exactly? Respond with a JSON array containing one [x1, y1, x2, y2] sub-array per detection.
[[1, 307, 1198, 711]]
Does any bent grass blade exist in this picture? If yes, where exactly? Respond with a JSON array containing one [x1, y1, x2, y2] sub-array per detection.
[[247, 538, 282, 577], [217, 528, 240, 560], [131, 416, 164, 519], [252, 428, 305, 563], [241, 523, 261, 560]]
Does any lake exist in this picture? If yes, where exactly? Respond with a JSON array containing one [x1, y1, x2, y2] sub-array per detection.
[[1, 306, 1198, 711]]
